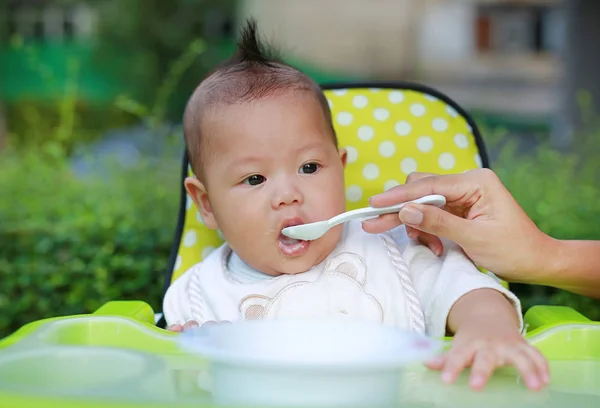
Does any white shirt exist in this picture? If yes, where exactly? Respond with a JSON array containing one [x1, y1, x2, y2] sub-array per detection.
[[163, 221, 523, 337]]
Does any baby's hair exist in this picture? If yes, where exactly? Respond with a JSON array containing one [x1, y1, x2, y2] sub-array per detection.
[[183, 18, 337, 180]]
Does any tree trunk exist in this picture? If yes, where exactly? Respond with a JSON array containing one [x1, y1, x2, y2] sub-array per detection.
[[553, 0, 600, 148]]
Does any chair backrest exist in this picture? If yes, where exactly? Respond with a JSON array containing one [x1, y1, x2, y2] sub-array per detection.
[[162, 81, 488, 294]]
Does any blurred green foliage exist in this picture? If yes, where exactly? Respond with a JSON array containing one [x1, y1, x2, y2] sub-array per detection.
[[0, 148, 179, 337], [92, 0, 236, 122]]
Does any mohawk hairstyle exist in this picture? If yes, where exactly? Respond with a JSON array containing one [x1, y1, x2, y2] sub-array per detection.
[[183, 18, 336, 180]]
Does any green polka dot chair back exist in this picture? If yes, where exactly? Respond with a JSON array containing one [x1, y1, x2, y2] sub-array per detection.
[[163, 82, 488, 292]]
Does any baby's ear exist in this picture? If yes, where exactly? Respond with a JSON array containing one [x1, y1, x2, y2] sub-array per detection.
[[338, 148, 347, 168], [184, 176, 218, 230], [324, 253, 367, 285], [239, 295, 270, 320]]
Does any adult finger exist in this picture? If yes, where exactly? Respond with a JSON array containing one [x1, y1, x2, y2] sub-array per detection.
[[398, 203, 475, 244], [369, 170, 487, 208], [414, 229, 444, 256], [361, 213, 403, 234]]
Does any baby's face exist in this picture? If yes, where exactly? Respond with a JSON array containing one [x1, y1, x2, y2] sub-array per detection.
[[190, 91, 347, 276]]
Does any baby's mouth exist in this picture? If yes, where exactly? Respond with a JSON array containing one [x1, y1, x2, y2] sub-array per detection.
[[277, 218, 309, 256], [278, 233, 303, 246]]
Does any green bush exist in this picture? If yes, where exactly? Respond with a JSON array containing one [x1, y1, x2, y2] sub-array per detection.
[[0, 149, 180, 338]]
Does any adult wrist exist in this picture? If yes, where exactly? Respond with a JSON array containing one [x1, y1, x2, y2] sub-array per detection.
[[535, 236, 569, 288]]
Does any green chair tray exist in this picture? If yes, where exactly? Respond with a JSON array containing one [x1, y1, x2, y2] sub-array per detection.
[[0, 301, 598, 408]]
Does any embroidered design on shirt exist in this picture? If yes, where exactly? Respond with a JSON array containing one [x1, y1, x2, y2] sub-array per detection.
[[238, 252, 384, 321]]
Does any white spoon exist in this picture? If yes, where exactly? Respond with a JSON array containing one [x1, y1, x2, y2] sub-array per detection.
[[281, 194, 446, 241]]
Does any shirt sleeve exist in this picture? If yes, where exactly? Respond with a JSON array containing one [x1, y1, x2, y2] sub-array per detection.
[[390, 226, 524, 338]]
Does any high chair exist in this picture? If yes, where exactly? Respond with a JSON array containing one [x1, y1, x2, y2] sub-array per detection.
[[164, 81, 489, 290]]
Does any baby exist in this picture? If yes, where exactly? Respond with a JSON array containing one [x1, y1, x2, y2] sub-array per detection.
[[164, 20, 549, 391]]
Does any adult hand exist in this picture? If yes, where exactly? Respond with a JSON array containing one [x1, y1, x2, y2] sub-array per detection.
[[362, 169, 555, 284]]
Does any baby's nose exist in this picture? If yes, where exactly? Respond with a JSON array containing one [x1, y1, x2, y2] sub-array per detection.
[[272, 182, 303, 208]]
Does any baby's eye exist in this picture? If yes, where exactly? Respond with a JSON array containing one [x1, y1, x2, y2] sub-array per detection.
[[243, 175, 266, 186], [300, 163, 320, 174]]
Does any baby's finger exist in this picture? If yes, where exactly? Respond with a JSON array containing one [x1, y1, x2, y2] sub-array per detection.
[[441, 347, 475, 384], [183, 320, 200, 330], [424, 353, 447, 371], [468, 350, 497, 390], [505, 347, 543, 390], [167, 324, 183, 332], [526, 346, 550, 384]]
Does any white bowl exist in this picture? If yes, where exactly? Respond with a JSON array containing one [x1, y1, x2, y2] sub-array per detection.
[[179, 318, 442, 407]]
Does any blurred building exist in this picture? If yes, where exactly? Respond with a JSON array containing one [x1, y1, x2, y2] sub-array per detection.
[[239, 0, 564, 123], [1, 0, 564, 126], [0, 0, 106, 103]]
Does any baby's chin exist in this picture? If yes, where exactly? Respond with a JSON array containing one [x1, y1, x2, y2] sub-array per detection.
[[274, 242, 340, 275]]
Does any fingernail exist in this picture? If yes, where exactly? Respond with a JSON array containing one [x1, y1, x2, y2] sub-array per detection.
[[527, 376, 541, 390], [470, 374, 484, 388], [543, 372, 550, 384], [399, 207, 423, 225], [441, 371, 453, 383], [426, 356, 444, 365]]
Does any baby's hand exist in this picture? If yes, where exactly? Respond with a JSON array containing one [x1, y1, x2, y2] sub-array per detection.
[[167, 320, 231, 332], [426, 325, 549, 391]]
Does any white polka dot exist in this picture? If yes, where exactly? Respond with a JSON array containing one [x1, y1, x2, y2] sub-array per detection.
[[201, 246, 216, 260], [337, 112, 353, 126], [352, 95, 369, 108], [362, 163, 380, 180], [432, 118, 448, 132], [475, 154, 483, 168], [369, 88, 381, 93], [438, 153, 456, 170], [196, 211, 205, 224], [183, 230, 197, 247], [467, 124, 473, 133], [357, 125, 374, 141], [346, 185, 363, 202], [345, 146, 358, 163], [425, 94, 438, 101], [388, 91, 404, 104], [186, 196, 192, 210], [174, 255, 182, 271], [454, 133, 469, 149], [373, 108, 390, 121], [394, 121, 412, 136], [384, 180, 400, 191], [410, 103, 426, 117], [401, 158, 418, 175], [378, 141, 396, 158], [416, 136, 434, 152], [327, 99, 333, 108], [333, 89, 347, 96], [445, 105, 459, 117]]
